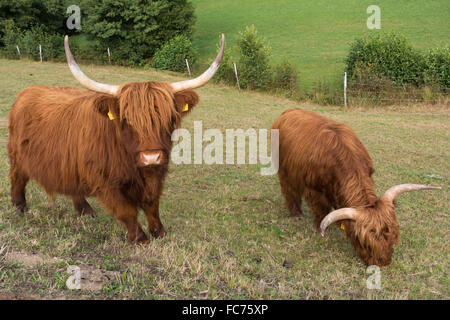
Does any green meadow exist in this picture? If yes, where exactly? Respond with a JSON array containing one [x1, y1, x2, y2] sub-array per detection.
[[192, 0, 450, 89]]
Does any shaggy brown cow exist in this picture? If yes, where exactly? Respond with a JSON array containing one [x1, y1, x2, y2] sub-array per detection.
[[8, 35, 225, 243], [272, 108, 440, 266]]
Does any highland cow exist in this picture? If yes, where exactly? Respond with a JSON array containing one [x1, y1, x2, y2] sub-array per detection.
[[7, 35, 225, 243], [272, 108, 440, 266]]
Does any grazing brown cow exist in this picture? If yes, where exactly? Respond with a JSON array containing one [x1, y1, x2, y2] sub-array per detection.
[[272, 108, 440, 266], [8, 35, 225, 244]]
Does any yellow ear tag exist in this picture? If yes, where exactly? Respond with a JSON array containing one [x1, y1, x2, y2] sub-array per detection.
[[182, 103, 189, 112], [340, 223, 345, 230], [107, 110, 115, 120]]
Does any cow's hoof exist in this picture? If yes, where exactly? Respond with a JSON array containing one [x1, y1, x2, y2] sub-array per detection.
[[76, 203, 96, 218], [80, 207, 96, 218], [151, 227, 166, 239], [13, 202, 27, 215], [289, 206, 303, 217], [131, 231, 149, 245], [14, 206, 27, 215], [135, 238, 149, 245]]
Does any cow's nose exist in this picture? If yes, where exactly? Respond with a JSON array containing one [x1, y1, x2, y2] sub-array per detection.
[[139, 151, 162, 166]]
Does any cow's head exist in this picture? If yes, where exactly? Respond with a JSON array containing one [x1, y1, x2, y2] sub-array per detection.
[[64, 35, 224, 167], [319, 184, 440, 266]]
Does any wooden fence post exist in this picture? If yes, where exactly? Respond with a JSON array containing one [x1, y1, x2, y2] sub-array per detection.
[[185, 59, 192, 77], [344, 72, 347, 107], [234, 62, 241, 91]]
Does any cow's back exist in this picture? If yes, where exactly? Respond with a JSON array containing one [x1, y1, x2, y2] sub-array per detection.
[[272, 108, 375, 206]]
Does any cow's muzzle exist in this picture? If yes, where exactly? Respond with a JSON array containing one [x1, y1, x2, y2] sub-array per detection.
[[138, 151, 165, 166]]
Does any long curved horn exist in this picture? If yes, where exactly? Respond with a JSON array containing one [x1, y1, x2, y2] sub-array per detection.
[[381, 184, 441, 202], [170, 34, 225, 93], [65, 36, 119, 95], [320, 207, 357, 236]]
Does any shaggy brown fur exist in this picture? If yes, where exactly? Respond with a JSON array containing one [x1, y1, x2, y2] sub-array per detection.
[[8, 82, 199, 243], [272, 108, 400, 266]]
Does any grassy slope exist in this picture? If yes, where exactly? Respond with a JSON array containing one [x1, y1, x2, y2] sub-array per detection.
[[0, 59, 448, 299], [192, 0, 450, 89]]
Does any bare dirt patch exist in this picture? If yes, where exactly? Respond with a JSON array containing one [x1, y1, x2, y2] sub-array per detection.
[[1, 249, 119, 296], [74, 265, 120, 291], [0, 292, 43, 300], [4, 251, 63, 267], [3, 249, 119, 291]]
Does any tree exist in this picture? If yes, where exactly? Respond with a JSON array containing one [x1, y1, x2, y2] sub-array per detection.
[[236, 25, 272, 90], [0, 0, 67, 45], [81, 0, 196, 65]]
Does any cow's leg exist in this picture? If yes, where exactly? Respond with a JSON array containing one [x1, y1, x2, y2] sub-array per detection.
[[71, 196, 96, 217], [278, 173, 303, 216], [99, 195, 148, 244], [9, 165, 29, 214], [304, 188, 332, 229], [143, 201, 166, 239]]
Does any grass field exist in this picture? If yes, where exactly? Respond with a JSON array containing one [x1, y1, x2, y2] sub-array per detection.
[[192, 0, 450, 90], [0, 59, 448, 299]]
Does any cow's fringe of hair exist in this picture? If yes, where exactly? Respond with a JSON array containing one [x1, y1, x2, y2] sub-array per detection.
[[117, 82, 180, 145]]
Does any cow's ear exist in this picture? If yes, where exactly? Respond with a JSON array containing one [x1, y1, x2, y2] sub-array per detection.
[[93, 94, 120, 119], [174, 89, 199, 116]]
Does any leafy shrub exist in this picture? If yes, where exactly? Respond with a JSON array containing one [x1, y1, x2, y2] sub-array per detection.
[[81, 0, 196, 66], [236, 25, 272, 90], [151, 35, 197, 73], [309, 80, 342, 106], [345, 33, 425, 86], [0, 0, 67, 46], [424, 46, 450, 89], [347, 61, 447, 106], [0, 19, 22, 59], [0, 20, 64, 61], [213, 46, 236, 85], [20, 25, 63, 61], [272, 60, 300, 96]]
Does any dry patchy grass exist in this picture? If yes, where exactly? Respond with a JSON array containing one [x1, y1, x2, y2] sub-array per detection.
[[0, 59, 448, 300]]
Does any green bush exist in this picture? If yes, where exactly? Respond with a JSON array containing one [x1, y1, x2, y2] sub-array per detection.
[[213, 46, 236, 85], [272, 60, 300, 96], [0, 19, 22, 59], [0, 0, 67, 46], [81, 0, 196, 66], [424, 46, 450, 89], [151, 35, 196, 73], [20, 25, 63, 61], [236, 25, 272, 90], [345, 33, 426, 86]]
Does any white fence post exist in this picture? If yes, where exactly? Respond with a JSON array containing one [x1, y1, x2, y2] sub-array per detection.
[[234, 62, 241, 91], [185, 59, 192, 77], [16, 45, 21, 59], [344, 72, 347, 107], [39, 44, 42, 62], [107, 47, 111, 64]]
